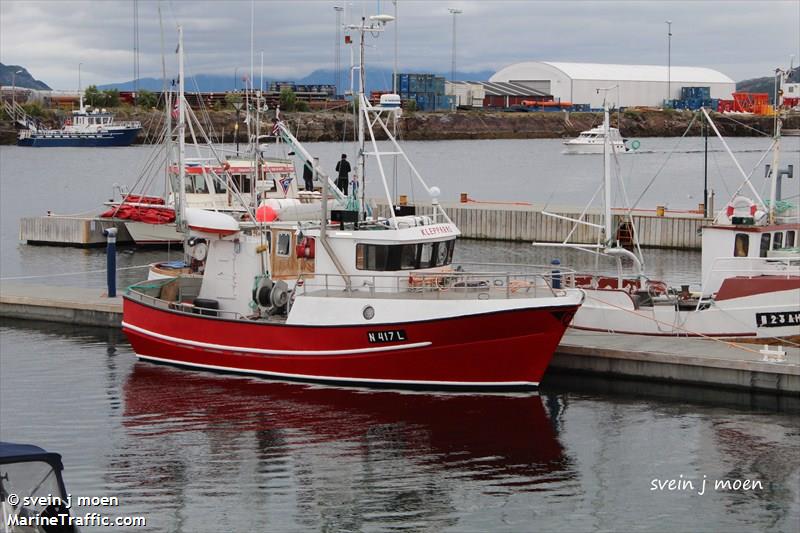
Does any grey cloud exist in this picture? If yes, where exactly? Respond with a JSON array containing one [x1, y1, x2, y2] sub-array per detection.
[[1, 0, 797, 90]]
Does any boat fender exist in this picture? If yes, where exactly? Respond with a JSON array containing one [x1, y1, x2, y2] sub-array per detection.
[[295, 237, 315, 259]]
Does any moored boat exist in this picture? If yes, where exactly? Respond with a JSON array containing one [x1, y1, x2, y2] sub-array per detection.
[[122, 23, 584, 391], [563, 124, 628, 154], [17, 97, 141, 147], [540, 75, 800, 340]]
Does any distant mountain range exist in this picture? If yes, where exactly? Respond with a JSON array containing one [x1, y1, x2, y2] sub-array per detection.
[[5, 61, 797, 98], [736, 66, 799, 100], [0, 63, 51, 90], [96, 67, 496, 93]]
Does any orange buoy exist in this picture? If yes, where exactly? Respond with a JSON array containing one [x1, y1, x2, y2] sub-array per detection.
[[256, 205, 278, 222]]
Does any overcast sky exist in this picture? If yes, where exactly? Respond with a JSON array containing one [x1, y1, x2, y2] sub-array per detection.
[[1, 0, 798, 90]]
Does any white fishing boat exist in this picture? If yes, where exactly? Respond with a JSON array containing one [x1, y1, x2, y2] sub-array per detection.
[[122, 23, 584, 391], [537, 73, 799, 340], [563, 124, 628, 154]]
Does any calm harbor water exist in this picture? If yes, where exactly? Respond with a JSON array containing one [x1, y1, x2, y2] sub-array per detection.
[[6, 136, 798, 286], [1, 140, 799, 531], [1, 320, 798, 532]]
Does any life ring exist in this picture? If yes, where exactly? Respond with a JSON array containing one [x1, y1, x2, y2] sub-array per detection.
[[725, 196, 757, 218], [295, 237, 315, 259], [647, 280, 668, 296]]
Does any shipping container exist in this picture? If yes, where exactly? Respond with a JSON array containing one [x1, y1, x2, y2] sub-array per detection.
[[681, 86, 711, 100]]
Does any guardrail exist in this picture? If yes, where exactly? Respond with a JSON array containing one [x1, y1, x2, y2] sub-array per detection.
[[299, 270, 566, 300]]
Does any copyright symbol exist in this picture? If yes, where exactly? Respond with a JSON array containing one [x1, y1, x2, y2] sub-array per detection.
[[6, 493, 19, 506]]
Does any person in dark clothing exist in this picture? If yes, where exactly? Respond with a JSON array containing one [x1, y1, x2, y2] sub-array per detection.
[[335, 153, 351, 195], [302, 158, 318, 191]]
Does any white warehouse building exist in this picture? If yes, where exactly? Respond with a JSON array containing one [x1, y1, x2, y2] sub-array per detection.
[[489, 62, 736, 108]]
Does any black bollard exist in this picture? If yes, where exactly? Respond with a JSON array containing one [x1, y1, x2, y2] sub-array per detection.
[[104, 227, 117, 297]]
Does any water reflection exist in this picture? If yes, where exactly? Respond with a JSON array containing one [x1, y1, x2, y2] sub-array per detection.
[[120, 364, 570, 530]]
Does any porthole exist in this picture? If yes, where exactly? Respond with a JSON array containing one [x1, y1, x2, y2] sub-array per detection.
[[362, 305, 375, 320]]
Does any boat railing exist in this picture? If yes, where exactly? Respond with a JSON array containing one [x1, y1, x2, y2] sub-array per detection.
[[113, 120, 142, 128], [301, 269, 568, 300], [126, 278, 245, 320]]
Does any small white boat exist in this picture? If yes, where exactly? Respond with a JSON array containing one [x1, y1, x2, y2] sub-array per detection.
[[563, 125, 627, 154]]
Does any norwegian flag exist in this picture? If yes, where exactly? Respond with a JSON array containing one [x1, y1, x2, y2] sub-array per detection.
[[171, 102, 179, 120], [271, 121, 281, 136]]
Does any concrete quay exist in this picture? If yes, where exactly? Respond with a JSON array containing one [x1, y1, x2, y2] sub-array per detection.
[[19, 215, 132, 247], [0, 283, 122, 327], [1, 283, 797, 394], [554, 330, 799, 394]]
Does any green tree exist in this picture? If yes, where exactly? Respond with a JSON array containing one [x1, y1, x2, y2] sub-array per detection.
[[279, 88, 297, 112], [84, 85, 101, 107], [225, 92, 242, 109], [135, 89, 158, 109], [295, 100, 309, 112], [102, 89, 120, 107]]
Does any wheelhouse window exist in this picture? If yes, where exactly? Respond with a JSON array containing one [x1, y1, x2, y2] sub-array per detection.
[[759, 233, 771, 257], [773, 232, 783, 250], [786, 230, 796, 248], [233, 174, 252, 193], [733, 233, 749, 257], [276, 232, 291, 256], [356, 240, 456, 271]]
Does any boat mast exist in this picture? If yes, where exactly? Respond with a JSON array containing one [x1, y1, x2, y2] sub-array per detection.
[[176, 25, 187, 233], [357, 17, 366, 220], [602, 99, 613, 245], [768, 67, 784, 225]]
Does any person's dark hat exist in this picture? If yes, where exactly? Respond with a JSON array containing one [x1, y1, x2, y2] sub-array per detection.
[[341, 154, 347, 158]]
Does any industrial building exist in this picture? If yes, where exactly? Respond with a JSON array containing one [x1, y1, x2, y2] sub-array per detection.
[[489, 62, 735, 109], [446, 80, 551, 108]]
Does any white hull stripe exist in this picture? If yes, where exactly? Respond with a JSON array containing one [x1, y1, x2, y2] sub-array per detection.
[[123, 321, 432, 356], [137, 353, 539, 388]]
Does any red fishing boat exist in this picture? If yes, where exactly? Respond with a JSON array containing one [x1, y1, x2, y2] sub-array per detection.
[[123, 23, 583, 391]]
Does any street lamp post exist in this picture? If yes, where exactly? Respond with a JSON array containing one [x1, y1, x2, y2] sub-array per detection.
[[666, 20, 672, 105], [11, 69, 23, 113], [234, 67, 240, 92], [334, 6, 343, 97], [448, 8, 462, 84]]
